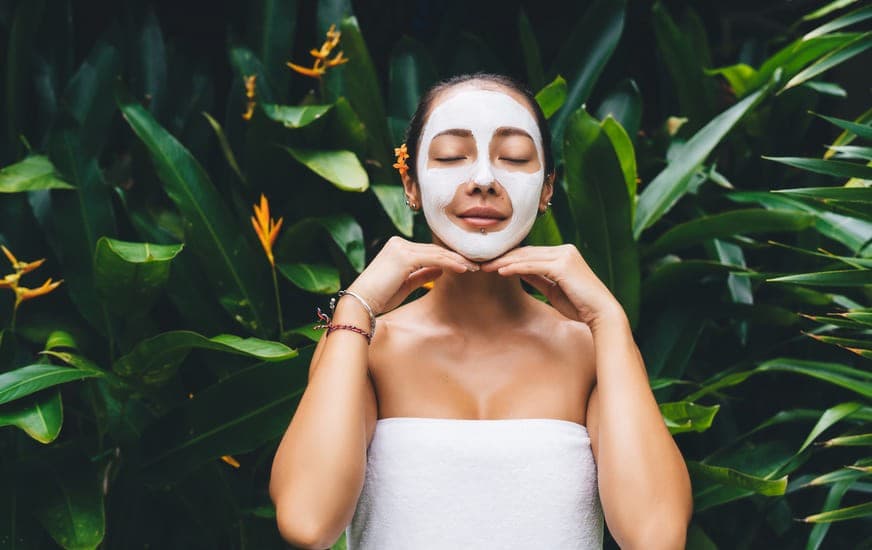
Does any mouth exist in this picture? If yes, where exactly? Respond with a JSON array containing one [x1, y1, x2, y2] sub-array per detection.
[[457, 207, 507, 228]]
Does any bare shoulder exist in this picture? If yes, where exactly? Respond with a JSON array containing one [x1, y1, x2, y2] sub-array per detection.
[[528, 297, 595, 368]]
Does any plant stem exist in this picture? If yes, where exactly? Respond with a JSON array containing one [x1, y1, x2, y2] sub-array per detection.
[[271, 264, 284, 337], [10, 304, 17, 332]]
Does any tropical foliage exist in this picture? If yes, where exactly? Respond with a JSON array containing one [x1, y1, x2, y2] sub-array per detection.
[[0, 0, 870, 548]]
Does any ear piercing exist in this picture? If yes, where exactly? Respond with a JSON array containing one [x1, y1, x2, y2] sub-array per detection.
[[404, 198, 416, 209]]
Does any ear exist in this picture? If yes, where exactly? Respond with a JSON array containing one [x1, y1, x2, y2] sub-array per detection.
[[400, 170, 421, 208], [538, 170, 555, 213]]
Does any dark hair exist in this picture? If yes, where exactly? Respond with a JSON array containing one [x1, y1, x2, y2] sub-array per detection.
[[402, 72, 554, 181]]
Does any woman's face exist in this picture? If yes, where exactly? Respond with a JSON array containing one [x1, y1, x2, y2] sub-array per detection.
[[413, 85, 547, 262]]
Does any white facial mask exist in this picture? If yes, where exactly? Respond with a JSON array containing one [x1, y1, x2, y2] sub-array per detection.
[[415, 88, 545, 262]]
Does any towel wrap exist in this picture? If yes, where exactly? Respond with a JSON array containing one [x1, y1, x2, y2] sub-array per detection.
[[345, 417, 604, 549]]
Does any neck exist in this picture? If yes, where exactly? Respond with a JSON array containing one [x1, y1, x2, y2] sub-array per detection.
[[424, 263, 531, 329]]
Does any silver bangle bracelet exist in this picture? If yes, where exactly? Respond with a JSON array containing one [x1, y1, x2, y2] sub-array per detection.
[[329, 289, 377, 339]]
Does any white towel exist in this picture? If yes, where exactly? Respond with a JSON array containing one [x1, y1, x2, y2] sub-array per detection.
[[345, 417, 603, 549]]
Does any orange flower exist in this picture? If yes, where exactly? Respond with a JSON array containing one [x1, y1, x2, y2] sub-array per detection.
[[242, 75, 257, 121], [15, 277, 63, 306], [287, 24, 349, 79], [2, 244, 45, 274], [393, 143, 410, 177], [0, 244, 63, 313], [251, 193, 284, 266]]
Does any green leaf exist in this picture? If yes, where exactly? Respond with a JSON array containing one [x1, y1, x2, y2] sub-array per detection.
[[660, 401, 720, 434], [248, 0, 297, 99], [563, 108, 639, 327], [595, 78, 642, 139], [261, 103, 333, 128], [802, 501, 872, 523], [549, 0, 626, 158], [517, 8, 545, 91], [534, 75, 567, 119], [387, 37, 437, 145], [202, 111, 247, 185], [814, 112, 872, 141], [0, 364, 102, 406], [748, 33, 860, 93], [113, 331, 296, 386], [822, 433, 872, 447], [783, 32, 872, 92], [276, 214, 365, 272], [802, 0, 859, 22], [633, 81, 772, 239], [727, 190, 872, 255], [526, 209, 564, 246], [30, 455, 105, 550], [764, 156, 872, 180], [705, 64, 756, 98], [826, 145, 872, 161], [228, 46, 275, 103], [29, 117, 117, 338], [688, 461, 788, 496], [61, 38, 121, 157], [282, 147, 369, 192], [600, 116, 637, 217], [277, 262, 340, 294], [324, 16, 392, 176], [93, 237, 183, 317], [807, 480, 854, 549], [798, 402, 863, 453], [0, 390, 63, 443], [645, 209, 816, 258], [371, 184, 414, 237], [803, 4, 872, 40], [116, 84, 276, 336], [774, 186, 872, 201], [767, 269, 872, 287], [652, 2, 717, 129], [0, 155, 75, 192], [139, 346, 313, 482]]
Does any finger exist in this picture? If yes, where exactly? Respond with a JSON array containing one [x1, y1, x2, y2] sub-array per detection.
[[410, 246, 477, 272], [520, 273, 559, 295], [494, 259, 557, 279], [406, 266, 443, 289], [480, 246, 552, 271]]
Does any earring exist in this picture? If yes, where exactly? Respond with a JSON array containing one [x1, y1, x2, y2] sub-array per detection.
[[405, 198, 416, 209], [547, 201, 552, 208]]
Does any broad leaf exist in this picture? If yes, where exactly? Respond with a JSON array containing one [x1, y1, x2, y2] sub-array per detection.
[[0, 155, 74, 192], [0, 390, 63, 443], [93, 237, 183, 317], [0, 364, 102, 406], [113, 331, 296, 385], [117, 84, 276, 336], [283, 147, 369, 192]]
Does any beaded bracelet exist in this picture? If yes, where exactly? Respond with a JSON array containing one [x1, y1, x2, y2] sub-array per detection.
[[313, 306, 373, 344]]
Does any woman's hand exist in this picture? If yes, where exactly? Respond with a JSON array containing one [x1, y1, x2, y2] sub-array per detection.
[[480, 243, 623, 327], [346, 236, 480, 315]]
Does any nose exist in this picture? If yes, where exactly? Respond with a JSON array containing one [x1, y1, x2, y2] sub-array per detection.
[[468, 157, 497, 194]]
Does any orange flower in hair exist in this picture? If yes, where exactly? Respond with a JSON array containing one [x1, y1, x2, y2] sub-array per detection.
[[393, 143, 410, 177]]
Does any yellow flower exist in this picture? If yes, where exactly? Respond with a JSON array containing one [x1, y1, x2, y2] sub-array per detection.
[[287, 23, 350, 79], [15, 277, 63, 306], [0, 244, 63, 312], [393, 143, 410, 177], [2, 245, 45, 274], [251, 193, 283, 267], [242, 75, 257, 121]]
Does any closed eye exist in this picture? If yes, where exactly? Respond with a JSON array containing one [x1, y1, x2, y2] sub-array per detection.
[[500, 158, 530, 163], [435, 156, 467, 162]]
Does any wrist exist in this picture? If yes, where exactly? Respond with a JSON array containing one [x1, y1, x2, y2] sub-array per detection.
[[587, 302, 629, 333]]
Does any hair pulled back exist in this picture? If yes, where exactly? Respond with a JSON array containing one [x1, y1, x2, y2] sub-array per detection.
[[402, 72, 554, 182]]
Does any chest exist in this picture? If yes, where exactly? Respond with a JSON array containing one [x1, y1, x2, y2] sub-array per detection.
[[369, 331, 593, 422]]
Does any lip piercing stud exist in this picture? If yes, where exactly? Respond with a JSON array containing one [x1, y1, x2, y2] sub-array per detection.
[[480, 228, 486, 234]]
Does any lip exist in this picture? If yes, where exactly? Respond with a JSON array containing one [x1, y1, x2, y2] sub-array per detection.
[[459, 216, 503, 228], [458, 206, 507, 219]]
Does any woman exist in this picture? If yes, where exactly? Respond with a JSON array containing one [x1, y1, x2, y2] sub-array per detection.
[[269, 73, 693, 549]]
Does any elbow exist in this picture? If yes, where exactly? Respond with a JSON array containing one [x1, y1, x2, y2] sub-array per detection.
[[274, 498, 334, 550], [619, 522, 688, 550]]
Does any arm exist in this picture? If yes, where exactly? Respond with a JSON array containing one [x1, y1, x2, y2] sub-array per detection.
[[269, 298, 378, 549], [481, 244, 692, 549], [585, 308, 692, 549]]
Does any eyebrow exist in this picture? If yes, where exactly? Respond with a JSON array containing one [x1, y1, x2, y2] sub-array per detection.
[[432, 127, 534, 140]]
